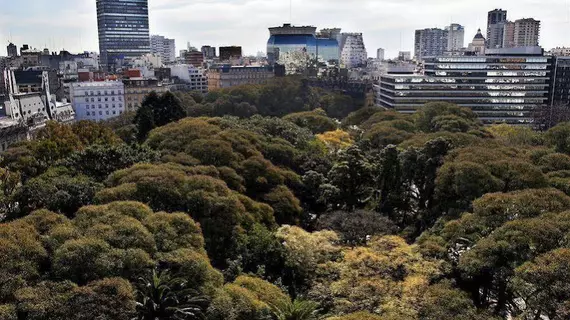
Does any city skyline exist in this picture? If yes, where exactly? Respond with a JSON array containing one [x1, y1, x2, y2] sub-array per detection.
[[0, 0, 569, 59]]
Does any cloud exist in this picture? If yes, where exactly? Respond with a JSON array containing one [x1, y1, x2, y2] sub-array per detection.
[[1, 0, 569, 59]]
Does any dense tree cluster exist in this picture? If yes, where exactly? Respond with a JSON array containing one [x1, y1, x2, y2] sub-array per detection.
[[2, 77, 570, 319]]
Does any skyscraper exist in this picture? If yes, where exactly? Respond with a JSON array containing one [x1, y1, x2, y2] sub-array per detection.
[[6, 43, 17, 57], [414, 28, 448, 61], [486, 9, 507, 49], [150, 35, 176, 63], [340, 33, 367, 68], [96, 0, 150, 71], [377, 48, 385, 60], [445, 24, 465, 52], [502, 21, 516, 48], [514, 18, 541, 47]]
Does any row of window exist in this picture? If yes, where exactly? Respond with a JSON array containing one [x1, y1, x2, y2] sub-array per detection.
[[86, 110, 122, 116], [85, 104, 123, 109], [85, 97, 122, 102], [85, 90, 122, 96]]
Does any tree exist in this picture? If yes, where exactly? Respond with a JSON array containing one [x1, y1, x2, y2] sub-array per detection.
[[135, 92, 186, 142], [283, 109, 337, 134], [546, 121, 570, 154], [272, 299, 320, 320], [317, 210, 396, 246], [414, 102, 480, 133], [327, 145, 373, 210]]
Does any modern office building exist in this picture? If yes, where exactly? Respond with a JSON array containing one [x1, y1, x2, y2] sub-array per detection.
[[487, 9, 508, 49], [201, 46, 216, 59], [150, 35, 176, 63], [377, 47, 551, 124], [414, 28, 448, 61], [96, 0, 151, 71], [6, 43, 17, 57], [549, 57, 570, 106], [340, 33, 368, 68], [219, 46, 243, 61], [208, 65, 275, 90], [267, 24, 340, 65], [514, 18, 541, 47], [70, 81, 125, 121], [446, 24, 465, 52], [377, 48, 385, 60], [467, 29, 486, 55]]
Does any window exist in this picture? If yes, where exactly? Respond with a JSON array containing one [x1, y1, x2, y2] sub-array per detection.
[[98, 98, 101, 102], [113, 111, 116, 115], [112, 97, 115, 101], [91, 98, 94, 102], [99, 111, 102, 115], [106, 111, 109, 115], [86, 106, 89, 110], [105, 98, 108, 102], [106, 104, 109, 108], [85, 98, 89, 102], [99, 105, 102, 109], [97, 91, 101, 95], [111, 91, 115, 95], [112, 104, 115, 108], [86, 111, 90, 116]]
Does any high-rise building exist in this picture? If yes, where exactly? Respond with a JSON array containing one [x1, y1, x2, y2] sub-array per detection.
[[267, 24, 340, 65], [467, 29, 486, 55], [514, 18, 541, 47], [219, 46, 243, 61], [150, 35, 176, 63], [487, 9, 508, 49], [340, 33, 367, 68], [376, 48, 385, 60], [377, 47, 551, 125], [201, 46, 216, 59], [6, 43, 17, 57], [414, 28, 448, 61], [398, 51, 412, 61], [445, 24, 465, 52], [96, 0, 150, 71], [183, 51, 204, 67]]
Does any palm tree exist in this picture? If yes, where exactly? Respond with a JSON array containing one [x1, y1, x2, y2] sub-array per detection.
[[134, 268, 209, 320], [272, 299, 320, 320]]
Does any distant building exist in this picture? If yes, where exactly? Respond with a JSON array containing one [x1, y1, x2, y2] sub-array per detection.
[[169, 64, 209, 94], [219, 46, 243, 61], [376, 48, 385, 60], [123, 78, 167, 112], [377, 47, 551, 125], [208, 65, 274, 90], [550, 57, 570, 107], [487, 9, 508, 49], [70, 81, 125, 121], [201, 46, 216, 59], [398, 51, 412, 61], [150, 35, 176, 63], [340, 33, 367, 68], [551, 47, 570, 57], [414, 28, 448, 61], [267, 24, 340, 65], [96, 0, 151, 71], [467, 29, 486, 55], [183, 51, 204, 67], [502, 21, 516, 48], [514, 18, 541, 47], [6, 43, 17, 57], [446, 23, 465, 52]]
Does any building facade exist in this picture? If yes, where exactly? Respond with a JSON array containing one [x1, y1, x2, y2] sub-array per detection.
[[340, 33, 367, 68], [184, 51, 204, 67], [550, 57, 570, 106], [467, 29, 486, 55], [514, 18, 541, 47], [487, 9, 508, 49], [70, 81, 125, 121], [377, 48, 385, 60], [169, 64, 209, 94], [208, 66, 274, 90], [502, 21, 516, 48], [267, 24, 340, 65], [551, 47, 570, 57], [219, 46, 243, 61], [446, 23, 465, 52], [201, 46, 216, 59], [398, 51, 412, 61], [150, 35, 176, 63], [377, 47, 551, 124], [414, 28, 448, 61], [123, 78, 167, 112], [6, 43, 17, 57], [96, 0, 150, 71]]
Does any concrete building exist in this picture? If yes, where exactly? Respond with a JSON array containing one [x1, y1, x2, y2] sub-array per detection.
[[514, 18, 541, 47], [414, 28, 448, 61], [446, 23, 465, 52], [6, 43, 17, 57], [550, 47, 570, 57], [340, 33, 367, 68], [96, 0, 150, 71], [70, 81, 125, 121], [467, 29, 486, 55], [208, 65, 274, 90], [377, 47, 551, 125], [219, 46, 243, 61], [123, 78, 167, 112], [201, 46, 216, 59], [376, 48, 385, 60], [150, 35, 176, 63], [487, 9, 508, 49], [169, 64, 209, 94], [398, 51, 412, 61], [184, 51, 204, 67], [502, 21, 516, 48]]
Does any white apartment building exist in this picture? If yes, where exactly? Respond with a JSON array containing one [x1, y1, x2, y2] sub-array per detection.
[[151, 35, 176, 63], [446, 23, 465, 52], [70, 81, 125, 121], [376, 48, 385, 60], [340, 33, 368, 68], [551, 47, 570, 57], [169, 64, 209, 94], [514, 18, 541, 47]]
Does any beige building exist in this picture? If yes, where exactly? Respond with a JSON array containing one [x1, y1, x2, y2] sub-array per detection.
[[207, 66, 274, 90], [514, 18, 540, 47], [467, 29, 486, 55], [123, 78, 168, 113]]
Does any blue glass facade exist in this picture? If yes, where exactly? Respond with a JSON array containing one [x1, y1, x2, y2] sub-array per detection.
[[267, 35, 340, 64], [96, 0, 150, 71]]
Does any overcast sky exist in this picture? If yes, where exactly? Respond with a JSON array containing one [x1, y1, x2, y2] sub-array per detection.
[[0, 0, 569, 58]]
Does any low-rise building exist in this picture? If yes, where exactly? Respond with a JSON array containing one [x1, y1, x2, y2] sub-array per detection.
[[123, 78, 168, 112], [70, 81, 125, 121], [169, 64, 209, 94], [207, 65, 275, 90]]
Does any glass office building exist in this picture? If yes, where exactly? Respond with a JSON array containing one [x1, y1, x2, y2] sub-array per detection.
[[377, 48, 552, 124], [267, 24, 340, 64], [96, 0, 150, 71]]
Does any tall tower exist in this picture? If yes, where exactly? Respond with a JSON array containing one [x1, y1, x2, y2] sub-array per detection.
[[446, 23, 465, 52], [414, 28, 448, 61], [514, 18, 541, 47], [486, 9, 507, 49], [96, 0, 150, 71]]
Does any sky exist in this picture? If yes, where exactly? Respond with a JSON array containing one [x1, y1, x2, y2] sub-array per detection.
[[0, 0, 569, 59]]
